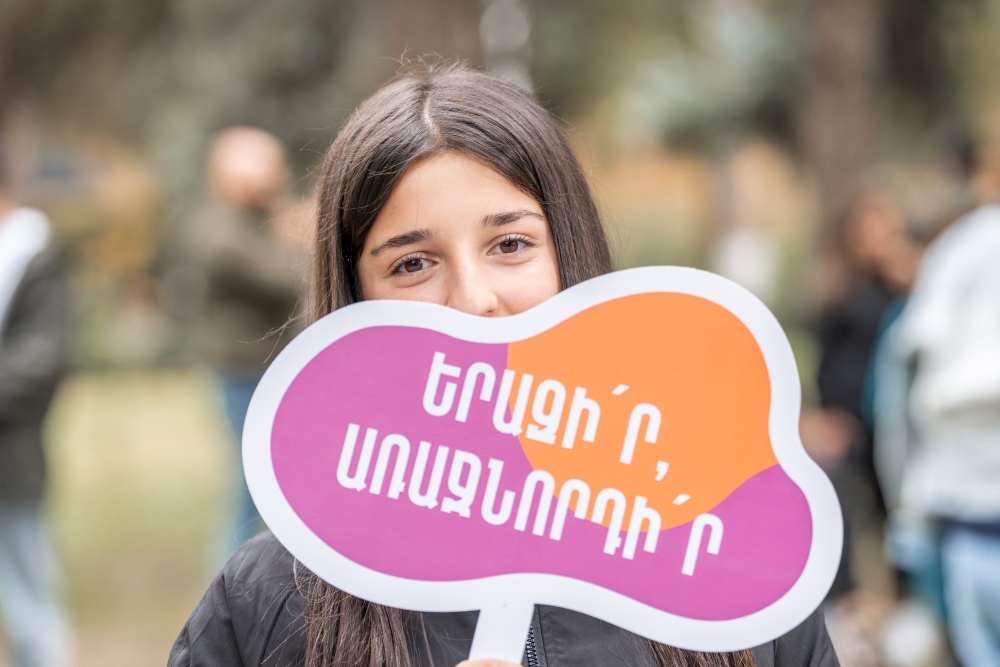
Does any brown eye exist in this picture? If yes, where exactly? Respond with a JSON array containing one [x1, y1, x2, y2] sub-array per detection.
[[498, 238, 520, 254], [402, 258, 426, 273]]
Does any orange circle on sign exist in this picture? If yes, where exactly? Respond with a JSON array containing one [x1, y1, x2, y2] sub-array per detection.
[[508, 292, 775, 529]]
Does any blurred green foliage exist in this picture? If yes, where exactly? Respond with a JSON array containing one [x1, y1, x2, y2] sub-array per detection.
[[2, 0, 1000, 371]]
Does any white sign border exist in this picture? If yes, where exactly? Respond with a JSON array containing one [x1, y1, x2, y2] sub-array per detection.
[[244, 266, 843, 653]]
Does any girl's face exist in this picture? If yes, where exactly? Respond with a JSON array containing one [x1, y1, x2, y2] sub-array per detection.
[[358, 152, 561, 316]]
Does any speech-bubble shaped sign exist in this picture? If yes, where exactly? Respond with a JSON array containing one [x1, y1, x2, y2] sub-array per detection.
[[244, 267, 842, 662]]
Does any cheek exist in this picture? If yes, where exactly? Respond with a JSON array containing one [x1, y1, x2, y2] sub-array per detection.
[[501, 251, 562, 314], [357, 263, 378, 300], [357, 262, 403, 302]]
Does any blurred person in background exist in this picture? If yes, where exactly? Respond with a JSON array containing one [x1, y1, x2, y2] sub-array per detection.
[[870, 155, 977, 634], [0, 146, 73, 666], [186, 127, 307, 562], [804, 193, 916, 600], [874, 145, 1000, 667]]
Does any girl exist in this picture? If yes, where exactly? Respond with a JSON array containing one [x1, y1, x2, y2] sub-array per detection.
[[169, 64, 837, 667]]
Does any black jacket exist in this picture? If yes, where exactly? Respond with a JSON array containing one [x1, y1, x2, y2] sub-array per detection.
[[169, 531, 839, 667], [0, 248, 71, 502]]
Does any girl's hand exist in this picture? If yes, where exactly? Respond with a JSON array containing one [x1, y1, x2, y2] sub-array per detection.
[[455, 661, 522, 667]]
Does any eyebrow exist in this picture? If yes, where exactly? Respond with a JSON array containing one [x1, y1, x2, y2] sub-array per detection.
[[369, 229, 435, 257], [482, 209, 544, 228], [368, 210, 544, 257]]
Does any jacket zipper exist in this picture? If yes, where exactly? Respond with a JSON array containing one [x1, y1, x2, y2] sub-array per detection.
[[524, 622, 540, 667]]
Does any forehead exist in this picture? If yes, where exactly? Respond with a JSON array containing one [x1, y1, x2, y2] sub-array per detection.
[[365, 152, 543, 241], [394, 152, 534, 205]]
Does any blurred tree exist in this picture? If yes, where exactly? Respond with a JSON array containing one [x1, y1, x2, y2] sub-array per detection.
[[881, 0, 986, 159], [0, 0, 171, 131], [531, 0, 693, 119], [795, 0, 882, 242], [796, 0, 984, 242], [1, 0, 484, 190]]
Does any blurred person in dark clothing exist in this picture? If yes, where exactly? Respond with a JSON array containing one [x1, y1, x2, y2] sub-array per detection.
[[186, 127, 307, 561], [818, 196, 914, 432], [0, 160, 72, 666], [807, 194, 918, 598]]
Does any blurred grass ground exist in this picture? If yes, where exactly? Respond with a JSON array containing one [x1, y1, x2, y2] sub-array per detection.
[[0, 369, 235, 667]]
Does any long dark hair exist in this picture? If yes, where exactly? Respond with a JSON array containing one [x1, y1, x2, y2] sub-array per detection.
[[306, 63, 755, 667]]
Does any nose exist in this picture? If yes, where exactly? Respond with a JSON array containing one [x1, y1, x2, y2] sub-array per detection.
[[446, 261, 501, 317]]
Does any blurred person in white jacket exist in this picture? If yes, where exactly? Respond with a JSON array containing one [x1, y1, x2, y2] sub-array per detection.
[[0, 152, 72, 665], [875, 201, 1000, 667]]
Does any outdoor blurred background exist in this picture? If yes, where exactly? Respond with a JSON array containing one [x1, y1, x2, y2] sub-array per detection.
[[2, 0, 1000, 665]]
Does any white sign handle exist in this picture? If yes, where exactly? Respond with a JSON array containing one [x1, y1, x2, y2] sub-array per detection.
[[468, 598, 534, 663]]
